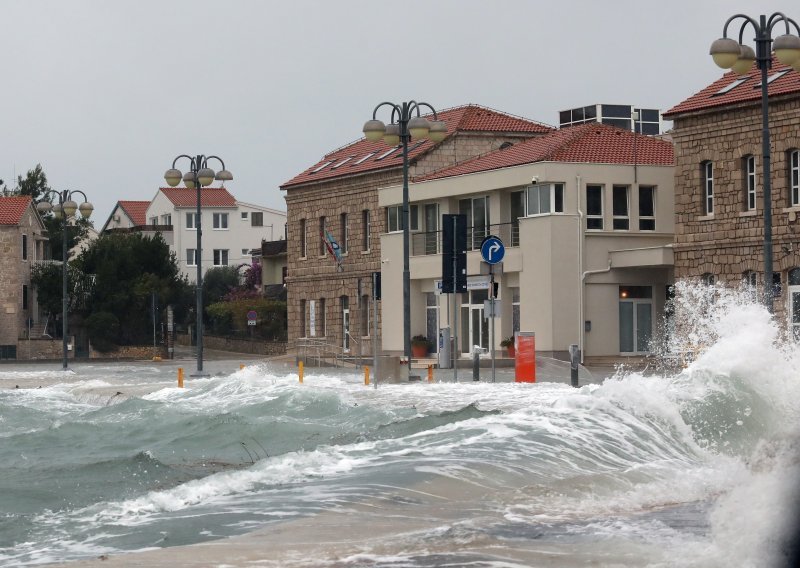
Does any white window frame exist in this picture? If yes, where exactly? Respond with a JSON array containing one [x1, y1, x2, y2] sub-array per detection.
[[150, 216, 158, 226], [300, 218, 307, 258], [186, 212, 198, 230], [362, 209, 371, 251], [612, 185, 630, 230], [161, 214, 172, 225], [187, 248, 197, 266], [586, 184, 604, 230], [639, 186, 656, 231], [525, 183, 564, 216], [745, 155, 756, 211], [386, 206, 402, 233], [790, 150, 800, 207], [251, 212, 263, 227], [702, 161, 714, 215], [340, 212, 348, 254], [213, 212, 229, 230], [213, 249, 229, 266], [241, 211, 248, 220], [21, 234, 28, 261]]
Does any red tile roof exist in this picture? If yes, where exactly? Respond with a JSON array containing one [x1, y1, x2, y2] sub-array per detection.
[[0, 196, 33, 225], [281, 104, 554, 188], [418, 123, 674, 181], [159, 187, 237, 207], [117, 200, 150, 226], [664, 58, 800, 118]]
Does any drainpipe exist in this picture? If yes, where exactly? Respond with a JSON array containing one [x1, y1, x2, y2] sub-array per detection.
[[581, 260, 613, 364], [576, 175, 584, 364]]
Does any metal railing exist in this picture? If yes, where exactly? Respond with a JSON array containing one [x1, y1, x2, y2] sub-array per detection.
[[410, 222, 519, 256], [295, 337, 365, 368]]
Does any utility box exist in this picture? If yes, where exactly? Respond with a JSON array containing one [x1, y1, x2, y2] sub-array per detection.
[[438, 327, 452, 369], [515, 332, 536, 383]]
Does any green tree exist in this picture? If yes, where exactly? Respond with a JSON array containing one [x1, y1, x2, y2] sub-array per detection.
[[202, 266, 241, 307]]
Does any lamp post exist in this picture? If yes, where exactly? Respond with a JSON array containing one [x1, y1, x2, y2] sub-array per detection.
[[710, 12, 800, 313], [363, 102, 447, 379], [164, 155, 233, 375], [36, 190, 94, 370]]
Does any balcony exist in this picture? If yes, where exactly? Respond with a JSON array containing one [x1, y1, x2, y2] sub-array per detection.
[[410, 222, 518, 256]]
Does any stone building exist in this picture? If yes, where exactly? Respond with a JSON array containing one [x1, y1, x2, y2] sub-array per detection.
[[281, 104, 553, 356], [0, 196, 49, 359], [664, 58, 800, 334]]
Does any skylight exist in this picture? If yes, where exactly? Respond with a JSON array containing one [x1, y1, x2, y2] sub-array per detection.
[[331, 156, 353, 169], [310, 161, 333, 173], [755, 69, 790, 87], [353, 152, 376, 165], [375, 146, 400, 161], [714, 77, 749, 95]]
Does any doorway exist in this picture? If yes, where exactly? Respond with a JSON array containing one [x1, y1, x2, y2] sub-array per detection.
[[341, 296, 350, 352], [460, 289, 489, 355], [619, 286, 652, 354]]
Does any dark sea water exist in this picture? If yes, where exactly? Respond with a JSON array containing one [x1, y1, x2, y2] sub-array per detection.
[[1, 284, 799, 567]]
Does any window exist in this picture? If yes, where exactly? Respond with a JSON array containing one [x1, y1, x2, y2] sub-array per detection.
[[150, 216, 158, 226], [525, 183, 564, 216], [319, 217, 326, 255], [743, 270, 758, 300], [340, 213, 348, 254], [586, 185, 604, 229], [186, 212, 198, 229], [319, 298, 326, 337], [790, 268, 800, 340], [701, 273, 715, 286], [213, 213, 228, 229], [241, 248, 250, 256], [459, 196, 490, 249], [790, 150, 800, 207], [241, 211, 249, 220], [161, 214, 171, 225], [702, 161, 714, 215], [21, 234, 27, 261], [22, 285, 28, 310], [512, 288, 520, 333], [510, 190, 525, 246], [187, 248, 197, 266], [362, 209, 371, 251], [300, 299, 307, 337], [251, 212, 263, 227], [639, 186, 656, 231], [213, 249, 229, 266], [332, 156, 353, 169], [361, 295, 370, 337], [773, 272, 782, 298], [354, 153, 376, 165], [410, 204, 419, 231], [612, 185, 630, 230], [311, 161, 333, 173], [300, 219, 307, 257], [387, 206, 401, 233], [282, 266, 287, 284], [744, 155, 756, 211]]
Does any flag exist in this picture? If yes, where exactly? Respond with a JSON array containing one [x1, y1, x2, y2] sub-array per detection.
[[322, 230, 343, 271]]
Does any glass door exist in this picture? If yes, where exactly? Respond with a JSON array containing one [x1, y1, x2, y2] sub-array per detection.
[[619, 286, 653, 355], [790, 269, 800, 341], [460, 289, 489, 355], [341, 296, 350, 352]]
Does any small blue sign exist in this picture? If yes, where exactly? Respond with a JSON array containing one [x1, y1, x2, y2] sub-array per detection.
[[480, 235, 505, 265]]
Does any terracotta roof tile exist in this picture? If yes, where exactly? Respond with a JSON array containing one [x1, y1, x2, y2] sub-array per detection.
[[418, 123, 674, 181], [664, 57, 800, 118], [0, 196, 33, 225], [159, 187, 237, 207], [117, 200, 150, 226], [281, 104, 553, 188]]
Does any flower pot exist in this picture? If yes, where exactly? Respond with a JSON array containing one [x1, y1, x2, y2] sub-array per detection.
[[411, 344, 429, 358], [506, 345, 515, 358]]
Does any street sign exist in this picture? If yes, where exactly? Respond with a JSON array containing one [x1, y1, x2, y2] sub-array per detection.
[[246, 310, 257, 321], [480, 235, 505, 265], [247, 320, 256, 326], [435, 275, 490, 295], [483, 299, 501, 318]]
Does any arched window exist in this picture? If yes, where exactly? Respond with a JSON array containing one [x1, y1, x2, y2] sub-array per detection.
[[742, 270, 758, 300], [701, 273, 715, 286], [789, 267, 800, 286]]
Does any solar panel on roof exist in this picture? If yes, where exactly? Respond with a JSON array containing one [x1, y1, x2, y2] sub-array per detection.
[[353, 152, 376, 165], [754, 69, 790, 87], [713, 77, 749, 96], [375, 146, 400, 161], [331, 157, 353, 169], [310, 160, 333, 173]]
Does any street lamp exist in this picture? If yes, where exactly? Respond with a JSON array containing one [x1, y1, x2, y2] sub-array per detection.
[[164, 155, 233, 375], [710, 12, 800, 313], [363, 102, 447, 379], [36, 190, 94, 370]]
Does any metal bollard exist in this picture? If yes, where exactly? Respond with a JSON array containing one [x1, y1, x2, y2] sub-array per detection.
[[569, 344, 579, 388], [472, 348, 480, 381], [299, 361, 304, 384]]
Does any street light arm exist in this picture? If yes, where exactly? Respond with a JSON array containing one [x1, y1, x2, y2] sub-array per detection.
[[66, 189, 88, 203], [371, 102, 402, 121], [767, 12, 800, 35], [410, 102, 439, 121], [723, 14, 760, 40], [171, 154, 196, 170], [204, 155, 227, 171]]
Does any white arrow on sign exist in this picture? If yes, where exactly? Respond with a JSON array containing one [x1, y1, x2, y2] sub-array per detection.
[[488, 241, 501, 261]]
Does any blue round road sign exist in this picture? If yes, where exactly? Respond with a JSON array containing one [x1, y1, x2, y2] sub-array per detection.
[[246, 310, 258, 321], [480, 235, 505, 264]]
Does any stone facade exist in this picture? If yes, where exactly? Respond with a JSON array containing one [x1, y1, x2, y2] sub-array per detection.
[[669, 95, 800, 319], [284, 132, 537, 353]]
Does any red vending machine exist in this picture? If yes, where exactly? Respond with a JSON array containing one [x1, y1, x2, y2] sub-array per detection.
[[514, 332, 536, 383]]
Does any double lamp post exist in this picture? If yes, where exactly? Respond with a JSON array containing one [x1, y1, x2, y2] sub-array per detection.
[[37, 190, 94, 371], [710, 11, 800, 313], [362, 102, 447, 378], [164, 155, 232, 375]]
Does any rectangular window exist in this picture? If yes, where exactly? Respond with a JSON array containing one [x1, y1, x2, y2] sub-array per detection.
[[459, 196, 490, 249], [340, 213, 348, 254], [319, 298, 326, 337], [586, 185, 604, 230], [409, 204, 419, 231], [150, 216, 158, 226], [161, 214, 171, 225], [744, 155, 756, 211], [362, 209, 371, 251], [612, 185, 629, 230], [386, 206, 402, 233], [187, 248, 197, 266], [213, 249, 229, 266], [361, 295, 370, 337], [241, 211, 249, 220], [300, 219, 307, 258], [702, 161, 714, 215], [251, 212, 263, 227], [319, 217, 326, 255], [525, 183, 564, 216], [22, 234, 28, 261], [213, 213, 229, 229], [22, 285, 28, 310], [790, 150, 799, 207], [300, 299, 307, 337], [241, 248, 250, 256], [639, 186, 656, 231], [186, 212, 198, 229]]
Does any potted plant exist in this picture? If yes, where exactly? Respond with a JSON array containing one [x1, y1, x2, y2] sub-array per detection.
[[500, 336, 515, 358], [411, 334, 431, 358]]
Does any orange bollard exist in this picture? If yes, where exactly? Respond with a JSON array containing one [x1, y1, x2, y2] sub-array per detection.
[[365, 366, 370, 386], [428, 364, 433, 383], [240, 364, 245, 370], [299, 361, 304, 384], [177, 367, 184, 388]]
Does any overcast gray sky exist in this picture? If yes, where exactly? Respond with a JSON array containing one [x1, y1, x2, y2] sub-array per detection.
[[0, 0, 793, 223]]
